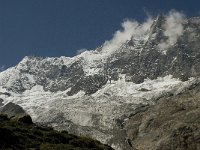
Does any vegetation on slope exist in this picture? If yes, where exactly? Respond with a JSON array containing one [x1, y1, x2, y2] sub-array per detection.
[[0, 114, 113, 150]]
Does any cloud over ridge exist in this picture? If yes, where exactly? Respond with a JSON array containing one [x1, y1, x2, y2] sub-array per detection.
[[101, 17, 153, 54], [100, 10, 186, 54], [158, 10, 186, 50], [76, 10, 186, 60]]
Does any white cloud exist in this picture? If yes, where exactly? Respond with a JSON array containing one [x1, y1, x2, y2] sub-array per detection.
[[101, 17, 153, 54], [158, 10, 186, 50], [76, 48, 88, 55], [75, 10, 185, 58], [100, 10, 186, 55]]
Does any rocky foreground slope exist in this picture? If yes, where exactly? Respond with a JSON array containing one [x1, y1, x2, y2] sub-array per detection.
[[0, 103, 112, 150], [124, 80, 200, 150], [1, 12, 200, 149]]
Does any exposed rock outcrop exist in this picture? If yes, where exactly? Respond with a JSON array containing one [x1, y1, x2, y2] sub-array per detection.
[[0, 98, 3, 106], [124, 81, 200, 150], [0, 102, 26, 118]]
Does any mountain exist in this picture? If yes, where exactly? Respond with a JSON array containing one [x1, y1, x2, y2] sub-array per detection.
[[1, 14, 200, 149]]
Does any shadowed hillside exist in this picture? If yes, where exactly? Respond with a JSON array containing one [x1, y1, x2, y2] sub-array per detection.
[[0, 113, 113, 150]]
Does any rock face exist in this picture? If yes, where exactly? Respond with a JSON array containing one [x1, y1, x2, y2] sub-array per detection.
[[0, 14, 200, 149], [124, 82, 200, 150], [0, 102, 26, 118], [0, 98, 3, 106], [107, 16, 200, 83]]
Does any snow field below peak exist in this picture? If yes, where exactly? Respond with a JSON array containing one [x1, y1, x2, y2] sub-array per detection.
[[0, 75, 196, 144]]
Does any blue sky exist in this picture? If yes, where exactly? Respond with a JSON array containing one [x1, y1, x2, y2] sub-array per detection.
[[0, 0, 200, 69]]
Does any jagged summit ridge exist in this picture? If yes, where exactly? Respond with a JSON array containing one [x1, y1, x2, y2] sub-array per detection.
[[2, 14, 199, 95]]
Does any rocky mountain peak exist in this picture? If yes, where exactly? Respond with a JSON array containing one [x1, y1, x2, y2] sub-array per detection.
[[1, 15, 200, 95]]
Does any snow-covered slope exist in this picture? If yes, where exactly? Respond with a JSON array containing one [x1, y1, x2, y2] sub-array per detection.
[[0, 74, 196, 143], [1, 14, 200, 150]]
